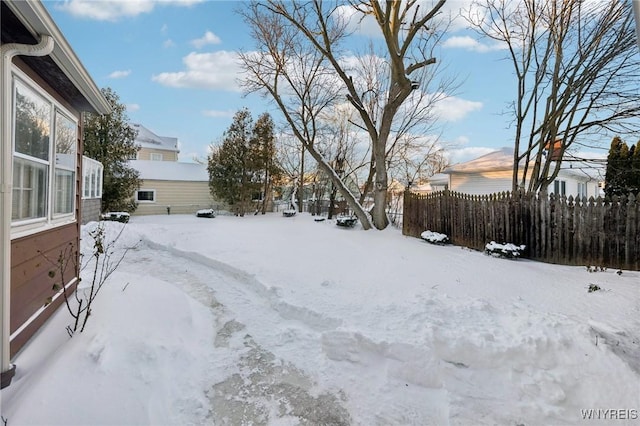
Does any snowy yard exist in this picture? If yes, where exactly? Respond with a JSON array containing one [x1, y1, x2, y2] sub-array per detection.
[[1, 213, 639, 425]]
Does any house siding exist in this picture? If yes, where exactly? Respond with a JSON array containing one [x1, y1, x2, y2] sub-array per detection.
[[450, 171, 513, 195], [81, 198, 101, 224], [448, 170, 600, 199], [137, 147, 178, 162], [552, 174, 601, 199], [10, 223, 79, 357], [135, 180, 214, 215]]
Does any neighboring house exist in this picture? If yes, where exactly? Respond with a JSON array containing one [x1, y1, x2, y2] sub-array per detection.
[[81, 156, 104, 224], [1, 0, 111, 388], [131, 123, 179, 161], [427, 147, 603, 199], [130, 160, 216, 215]]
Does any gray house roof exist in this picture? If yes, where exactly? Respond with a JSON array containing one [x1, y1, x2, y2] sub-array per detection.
[[130, 160, 208, 182], [132, 123, 179, 154]]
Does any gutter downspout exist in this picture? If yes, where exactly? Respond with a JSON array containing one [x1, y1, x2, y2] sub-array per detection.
[[1, 34, 54, 389]]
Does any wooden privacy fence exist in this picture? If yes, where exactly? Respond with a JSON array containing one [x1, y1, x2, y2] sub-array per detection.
[[403, 190, 640, 270]]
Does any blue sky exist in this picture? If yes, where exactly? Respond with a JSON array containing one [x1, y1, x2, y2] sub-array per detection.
[[44, 0, 546, 164]]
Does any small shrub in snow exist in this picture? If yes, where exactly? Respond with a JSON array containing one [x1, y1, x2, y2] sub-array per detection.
[[336, 215, 357, 228], [196, 208, 215, 218], [283, 209, 297, 217], [420, 231, 449, 245], [588, 283, 601, 293], [485, 241, 525, 259], [42, 222, 134, 335]]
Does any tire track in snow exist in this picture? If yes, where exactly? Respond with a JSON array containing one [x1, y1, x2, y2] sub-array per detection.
[[120, 236, 351, 424], [140, 237, 343, 332]]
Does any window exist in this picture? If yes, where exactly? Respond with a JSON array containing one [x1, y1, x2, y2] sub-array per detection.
[[577, 182, 587, 199], [82, 156, 103, 199], [12, 81, 51, 221], [136, 190, 156, 203], [553, 180, 566, 196], [54, 112, 77, 215], [150, 153, 163, 161], [11, 75, 78, 230]]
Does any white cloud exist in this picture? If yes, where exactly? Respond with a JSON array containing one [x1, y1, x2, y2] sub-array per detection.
[[163, 39, 176, 48], [126, 103, 140, 112], [442, 36, 507, 52], [152, 51, 242, 91], [202, 109, 235, 118], [57, 0, 203, 21], [161, 24, 169, 35], [431, 94, 483, 122], [108, 69, 131, 79], [334, 5, 381, 38], [190, 31, 222, 49], [335, 1, 475, 38]]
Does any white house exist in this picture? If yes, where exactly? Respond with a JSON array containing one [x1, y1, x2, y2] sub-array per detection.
[[427, 147, 604, 199]]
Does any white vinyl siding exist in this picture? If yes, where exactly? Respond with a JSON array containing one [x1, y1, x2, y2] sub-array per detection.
[[449, 171, 513, 195]]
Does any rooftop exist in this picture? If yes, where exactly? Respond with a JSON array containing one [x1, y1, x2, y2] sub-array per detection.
[[132, 123, 179, 153], [130, 160, 208, 182]]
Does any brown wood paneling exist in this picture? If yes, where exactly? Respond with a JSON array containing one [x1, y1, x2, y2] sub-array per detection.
[[10, 223, 79, 355], [9, 283, 77, 359], [11, 269, 73, 332], [10, 224, 79, 333], [11, 223, 76, 265]]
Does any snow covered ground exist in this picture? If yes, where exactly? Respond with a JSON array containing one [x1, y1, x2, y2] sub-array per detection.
[[1, 213, 639, 425]]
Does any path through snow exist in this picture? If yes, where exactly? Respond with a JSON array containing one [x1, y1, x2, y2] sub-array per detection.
[[121, 237, 352, 425]]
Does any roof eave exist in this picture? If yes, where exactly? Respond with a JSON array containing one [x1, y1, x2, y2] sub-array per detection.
[[5, 0, 111, 115]]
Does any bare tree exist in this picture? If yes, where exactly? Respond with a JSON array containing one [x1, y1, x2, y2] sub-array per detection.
[[317, 104, 369, 218], [467, 0, 640, 193], [239, 0, 447, 229]]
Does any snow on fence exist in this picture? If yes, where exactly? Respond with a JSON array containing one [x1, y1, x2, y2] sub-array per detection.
[[403, 190, 639, 271]]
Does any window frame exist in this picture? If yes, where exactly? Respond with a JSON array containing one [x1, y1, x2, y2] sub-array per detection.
[[577, 182, 587, 199], [11, 70, 79, 238], [553, 180, 566, 197], [136, 189, 156, 203], [82, 156, 104, 200], [53, 110, 78, 217]]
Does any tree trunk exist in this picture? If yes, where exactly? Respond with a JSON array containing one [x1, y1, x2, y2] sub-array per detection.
[[328, 185, 337, 219], [298, 147, 304, 213]]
